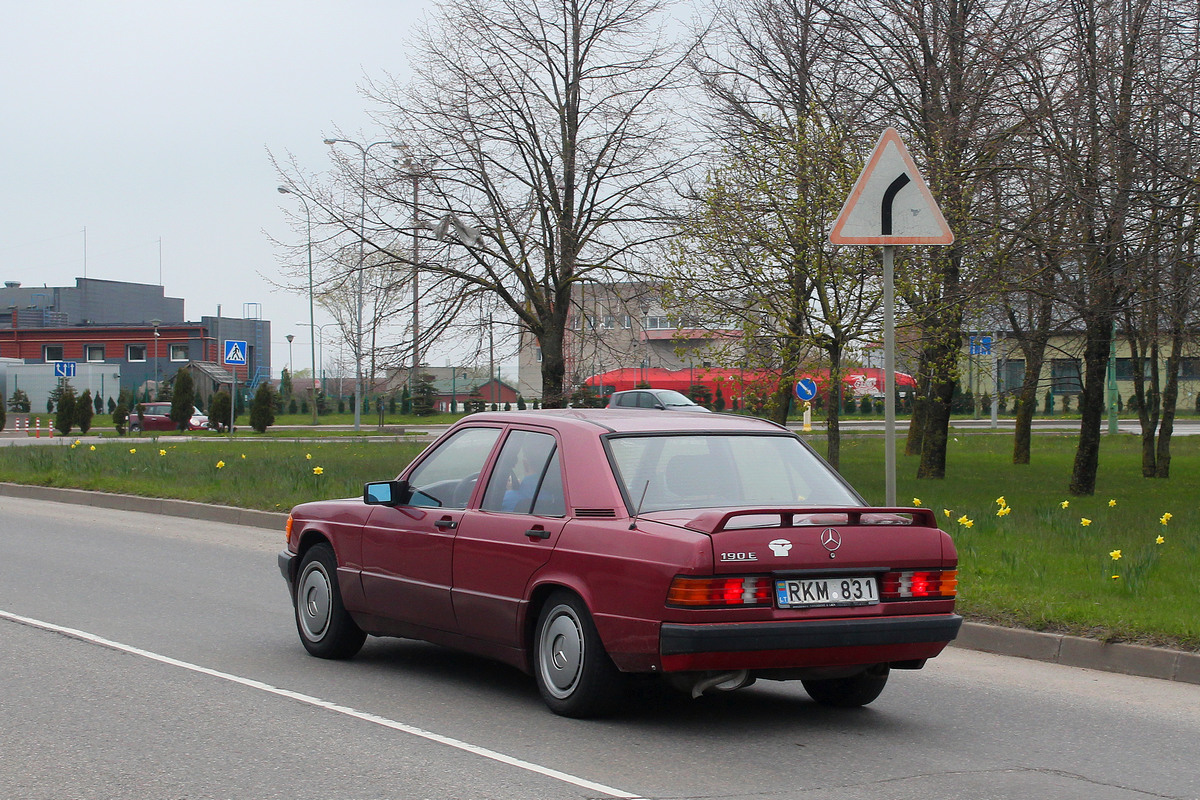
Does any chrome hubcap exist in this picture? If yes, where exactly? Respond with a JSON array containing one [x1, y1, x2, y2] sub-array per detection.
[[540, 605, 583, 699], [297, 561, 331, 642]]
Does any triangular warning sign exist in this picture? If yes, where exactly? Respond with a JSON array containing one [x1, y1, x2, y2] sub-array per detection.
[[829, 128, 954, 246]]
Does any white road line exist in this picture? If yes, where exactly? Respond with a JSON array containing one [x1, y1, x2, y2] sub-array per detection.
[[1, 608, 644, 800]]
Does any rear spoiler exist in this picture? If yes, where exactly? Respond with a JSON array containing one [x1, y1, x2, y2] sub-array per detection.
[[683, 507, 940, 534]]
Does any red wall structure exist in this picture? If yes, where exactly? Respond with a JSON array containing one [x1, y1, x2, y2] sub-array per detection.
[[583, 367, 917, 406]]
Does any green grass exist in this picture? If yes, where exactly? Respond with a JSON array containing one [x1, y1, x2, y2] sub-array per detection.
[[0, 439, 428, 512], [828, 433, 1199, 650], [1, 431, 1196, 651]]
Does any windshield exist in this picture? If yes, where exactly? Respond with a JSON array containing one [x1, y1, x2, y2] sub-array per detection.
[[607, 434, 861, 513], [655, 390, 696, 407]]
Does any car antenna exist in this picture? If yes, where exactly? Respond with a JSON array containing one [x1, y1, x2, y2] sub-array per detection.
[[630, 480, 650, 530]]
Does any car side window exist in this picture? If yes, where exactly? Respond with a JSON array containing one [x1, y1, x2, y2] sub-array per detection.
[[406, 427, 501, 509], [615, 393, 635, 407], [637, 392, 658, 408], [531, 450, 565, 516], [480, 430, 561, 515]]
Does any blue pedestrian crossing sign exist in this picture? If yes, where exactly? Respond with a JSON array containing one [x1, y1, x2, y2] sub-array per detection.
[[223, 340, 248, 366]]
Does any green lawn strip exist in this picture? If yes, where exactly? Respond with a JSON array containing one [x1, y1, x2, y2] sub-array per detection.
[[829, 433, 1198, 650], [0, 439, 427, 514], [2, 432, 1195, 651]]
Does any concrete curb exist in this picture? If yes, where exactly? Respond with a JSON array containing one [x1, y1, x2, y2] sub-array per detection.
[[3, 481, 1197, 686], [953, 622, 1200, 684], [0, 482, 289, 531]]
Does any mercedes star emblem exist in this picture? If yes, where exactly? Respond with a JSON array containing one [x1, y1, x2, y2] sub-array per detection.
[[820, 528, 842, 554]]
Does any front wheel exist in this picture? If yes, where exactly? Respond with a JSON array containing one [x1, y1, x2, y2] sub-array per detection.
[[534, 592, 625, 718], [294, 543, 366, 659], [802, 666, 890, 707]]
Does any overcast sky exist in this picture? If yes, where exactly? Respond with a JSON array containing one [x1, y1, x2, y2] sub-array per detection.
[[0, 1, 445, 377]]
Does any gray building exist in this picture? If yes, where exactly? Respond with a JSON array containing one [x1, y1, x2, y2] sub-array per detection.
[[0, 277, 184, 326]]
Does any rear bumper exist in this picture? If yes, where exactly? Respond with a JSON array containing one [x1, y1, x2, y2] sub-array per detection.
[[658, 613, 962, 671]]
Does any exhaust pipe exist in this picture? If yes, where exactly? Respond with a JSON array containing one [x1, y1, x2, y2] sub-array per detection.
[[689, 670, 755, 699]]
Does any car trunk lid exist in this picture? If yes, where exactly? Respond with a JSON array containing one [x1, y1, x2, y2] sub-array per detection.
[[641, 507, 950, 573]]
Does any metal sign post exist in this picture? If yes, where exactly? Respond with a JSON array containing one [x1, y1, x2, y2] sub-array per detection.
[[223, 340, 248, 438], [830, 128, 954, 507]]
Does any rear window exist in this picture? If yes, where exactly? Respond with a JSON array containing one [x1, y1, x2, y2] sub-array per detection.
[[607, 434, 861, 513]]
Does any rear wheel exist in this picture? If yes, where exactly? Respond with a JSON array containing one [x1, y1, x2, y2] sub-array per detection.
[[802, 666, 890, 707], [294, 543, 365, 659], [534, 591, 625, 718]]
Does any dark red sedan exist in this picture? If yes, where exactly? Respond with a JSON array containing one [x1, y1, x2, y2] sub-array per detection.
[[279, 410, 961, 717]]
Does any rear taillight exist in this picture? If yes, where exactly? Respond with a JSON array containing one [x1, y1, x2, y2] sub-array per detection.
[[880, 569, 957, 599], [667, 576, 773, 607]]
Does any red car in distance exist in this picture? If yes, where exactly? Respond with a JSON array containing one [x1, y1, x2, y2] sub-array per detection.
[[279, 409, 961, 717]]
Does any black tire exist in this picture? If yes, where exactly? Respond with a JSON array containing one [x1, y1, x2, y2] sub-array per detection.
[[294, 543, 366, 659], [802, 666, 890, 707], [129, 422, 141, 432], [533, 591, 626, 718]]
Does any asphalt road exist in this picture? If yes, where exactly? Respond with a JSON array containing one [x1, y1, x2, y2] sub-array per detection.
[[2, 496, 1199, 800]]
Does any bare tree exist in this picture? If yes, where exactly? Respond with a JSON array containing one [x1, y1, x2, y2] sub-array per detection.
[[828, 0, 1051, 479], [1024, 0, 1196, 493], [675, 0, 882, 467], [349, 0, 693, 408]]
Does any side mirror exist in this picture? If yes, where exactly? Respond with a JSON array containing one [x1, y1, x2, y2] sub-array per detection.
[[363, 480, 412, 507]]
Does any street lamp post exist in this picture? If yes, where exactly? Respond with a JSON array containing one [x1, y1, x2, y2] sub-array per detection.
[[297, 321, 338, 417], [285, 334, 294, 373], [277, 185, 319, 425], [323, 138, 403, 431], [150, 318, 162, 400]]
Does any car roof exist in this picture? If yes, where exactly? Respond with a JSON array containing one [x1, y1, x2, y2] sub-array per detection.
[[459, 408, 787, 435]]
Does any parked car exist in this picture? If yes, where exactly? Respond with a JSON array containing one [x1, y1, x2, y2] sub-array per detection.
[[605, 388, 711, 412], [279, 410, 961, 717], [130, 402, 211, 432]]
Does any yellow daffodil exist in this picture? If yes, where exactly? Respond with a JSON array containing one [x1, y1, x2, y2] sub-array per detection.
[[1081, 518, 1091, 526], [995, 496, 1006, 507], [943, 509, 952, 518], [1060, 500, 1069, 509], [997, 506, 1012, 517], [957, 515, 974, 528], [305, 453, 312, 460], [216, 460, 225, 469], [962, 519, 975, 528], [912, 498, 922, 506], [1159, 512, 1172, 525], [313, 466, 324, 475], [70, 443, 77, 449], [129, 448, 136, 454], [241, 454, 246, 459], [1156, 535, 1165, 545], [89, 445, 95, 451], [74, 439, 81, 446], [1109, 549, 1122, 561], [159, 449, 166, 456], [1111, 575, 1120, 581], [1108, 499, 1117, 507]]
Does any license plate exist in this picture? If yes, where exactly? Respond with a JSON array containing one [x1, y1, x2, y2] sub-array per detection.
[[775, 576, 878, 608]]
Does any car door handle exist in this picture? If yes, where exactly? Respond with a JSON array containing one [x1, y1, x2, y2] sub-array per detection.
[[434, 518, 457, 530], [524, 528, 551, 540]]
